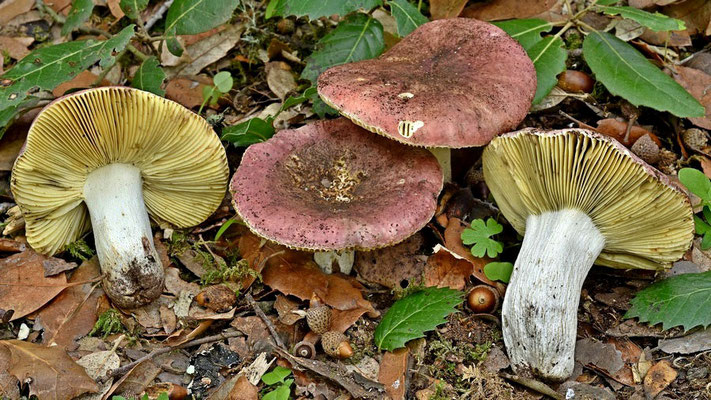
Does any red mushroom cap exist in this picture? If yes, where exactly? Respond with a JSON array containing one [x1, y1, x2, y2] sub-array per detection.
[[317, 18, 536, 148], [230, 118, 443, 251]]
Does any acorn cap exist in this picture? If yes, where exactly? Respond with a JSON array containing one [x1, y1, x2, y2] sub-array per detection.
[[321, 331, 353, 359], [11, 87, 229, 255], [230, 118, 443, 251], [482, 128, 694, 270], [306, 305, 332, 335], [317, 18, 536, 148]]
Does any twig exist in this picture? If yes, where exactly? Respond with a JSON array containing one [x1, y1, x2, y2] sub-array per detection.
[[499, 372, 564, 400], [144, 0, 174, 31], [105, 330, 245, 379], [245, 293, 285, 349]]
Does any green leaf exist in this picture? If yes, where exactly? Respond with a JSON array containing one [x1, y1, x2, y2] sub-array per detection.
[[214, 219, 237, 241], [702, 232, 711, 250], [492, 18, 565, 104], [262, 381, 293, 400], [626, 270, 711, 331], [0, 25, 135, 112], [483, 262, 514, 283], [704, 206, 711, 224], [166, 36, 184, 57], [599, 6, 685, 32], [694, 215, 711, 235], [119, 0, 149, 20], [0, 97, 40, 139], [281, 86, 316, 111], [262, 366, 292, 385], [62, 0, 94, 36], [460, 218, 504, 258], [131, 56, 165, 95], [493, 18, 553, 49], [387, 0, 428, 37], [679, 168, 711, 203], [221, 117, 275, 147], [213, 71, 233, 93], [583, 31, 704, 118], [528, 36, 567, 104], [265, 0, 382, 19], [301, 13, 384, 83], [165, 0, 241, 35], [374, 287, 462, 351]]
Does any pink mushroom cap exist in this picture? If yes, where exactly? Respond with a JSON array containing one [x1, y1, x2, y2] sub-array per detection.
[[317, 18, 537, 148], [230, 118, 443, 251]]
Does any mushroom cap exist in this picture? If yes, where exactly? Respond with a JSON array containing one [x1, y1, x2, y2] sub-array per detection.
[[11, 87, 229, 255], [230, 118, 443, 251], [483, 128, 694, 271], [317, 18, 536, 148]]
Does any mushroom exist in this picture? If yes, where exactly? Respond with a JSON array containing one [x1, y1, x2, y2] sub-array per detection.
[[317, 18, 536, 181], [482, 128, 694, 380], [11, 87, 229, 308], [230, 118, 443, 274]]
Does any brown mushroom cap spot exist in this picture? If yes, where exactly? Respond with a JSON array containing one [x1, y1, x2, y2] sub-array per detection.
[[230, 118, 443, 251], [483, 128, 694, 271], [317, 18, 536, 148], [11, 87, 229, 255]]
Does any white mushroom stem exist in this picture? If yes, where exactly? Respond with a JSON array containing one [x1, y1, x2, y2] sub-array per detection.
[[83, 163, 164, 308], [428, 147, 452, 182], [314, 250, 355, 274], [502, 208, 605, 381]]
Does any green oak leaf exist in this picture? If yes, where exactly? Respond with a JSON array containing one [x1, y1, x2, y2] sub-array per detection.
[[461, 218, 504, 258], [599, 6, 685, 32], [374, 287, 462, 351], [265, 0, 382, 19], [131, 57, 165, 96], [484, 262, 514, 283], [119, 0, 149, 20], [165, 0, 240, 35], [62, 0, 94, 35], [626, 270, 711, 331], [388, 0, 428, 37]]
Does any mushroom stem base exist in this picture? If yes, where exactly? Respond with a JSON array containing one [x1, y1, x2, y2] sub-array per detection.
[[502, 208, 605, 381], [84, 163, 164, 309]]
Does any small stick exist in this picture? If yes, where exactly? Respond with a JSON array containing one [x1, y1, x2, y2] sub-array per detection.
[[499, 372, 564, 400], [144, 0, 174, 31], [246, 293, 285, 349]]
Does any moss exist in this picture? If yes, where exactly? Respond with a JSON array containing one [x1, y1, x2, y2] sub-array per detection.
[[64, 239, 95, 261], [89, 309, 126, 338], [565, 30, 583, 50]]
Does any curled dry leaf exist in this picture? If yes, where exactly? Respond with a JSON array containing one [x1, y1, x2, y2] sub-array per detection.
[[165, 76, 215, 109], [0, 0, 34, 25], [52, 71, 110, 97], [424, 245, 474, 290], [35, 258, 104, 348], [355, 233, 427, 289], [429, 0, 468, 19], [0, 238, 26, 253], [0, 339, 99, 399], [594, 119, 661, 147], [662, 0, 711, 36], [462, 0, 557, 21], [0, 36, 31, 60], [574, 338, 625, 376], [644, 360, 677, 398], [42, 257, 77, 277], [0, 345, 20, 400], [166, 24, 244, 77], [378, 348, 409, 400], [76, 350, 121, 400], [673, 66, 711, 130], [0, 250, 69, 321], [266, 61, 297, 100]]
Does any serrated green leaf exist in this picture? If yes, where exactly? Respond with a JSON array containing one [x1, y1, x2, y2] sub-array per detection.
[[374, 287, 462, 351], [583, 31, 704, 118], [302, 13, 384, 83], [483, 262, 513, 283], [0, 25, 135, 112], [165, 0, 240, 35], [599, 6, 685, 32], [626, 270, 711, 331], [131, 56, 165, 95], [493, 18, 553, 49], [213, 71, 233, 93], [528, 36, 566, 104], [679, 168, 711, 203], [119, 0, 149, 20], [388, 0, 428, 37], [265, 0, 382, 19], [62, 0, 94, 36], [221, 117, 275, 147], [262, 366, 292, 385], [461, 218, 504, 258]]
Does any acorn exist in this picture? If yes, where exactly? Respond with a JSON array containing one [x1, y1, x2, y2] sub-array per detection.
[[294, 340, 316, 359], [195, 284, 237, 313], [631, 134, 660, 164], [305, 305, 332, 334], [321, 331, 353, 359], [557, 70, 594, 93], [682, 128, 708, 151], [466, 285, 500, 314]]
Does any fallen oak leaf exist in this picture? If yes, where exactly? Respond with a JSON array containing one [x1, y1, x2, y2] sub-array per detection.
[[378, 348, 409, 400], [0, 251, 69, 320], [461, 0, 557, 21], [0, 339, 99, 399], [644, 360, 677, 398], [429, 0, 468, 19], [673, 66, 711, 130], [425, 245, 474, 290]]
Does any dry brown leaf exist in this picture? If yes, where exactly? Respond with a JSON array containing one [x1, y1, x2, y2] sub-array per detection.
[[42, 257, 78, 277], [163, 267, 200, 297], [274, 295, 301, 326], [0, 339, 99, 399], [443, 218, 497, 286], [159, 305, 177, 335], [0, 346, 20, 400], [574, 338, 625, 376], [166, 24, 243, 77], [639, 28, 691, 47], [266, 61, 297, 100], [629, 0, 679, 7], [644, 360, 677, 398], [47, 0, 72, 15], [0, 0, 34, 25], [165, 320, 213, 347], [76, 350, 121, 400], [165, 76, 214, 109], [594, 118, 661, 147], [462, 0, 556, 21], [0, 121, 27, 172], [604, 338, 643, 386], [657, 328, 711, 354], [0, 36, 31, 60], [110, 360, 162, 400], [331, 307, 369, 333], [35, 258, 103, 348], [227, 375, 258, 400], [0, 251, 69, 321], [354, 234, 427, 289], [52, 71, 111, 97], [0, 239, 26, 253], [663, 0, 711, 36], [673, 66, 711, 130], [430, 0, 468, 19], [378, 348, 409, 400], [107, 0, 124, 19], [424, 246, 473, 290]]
